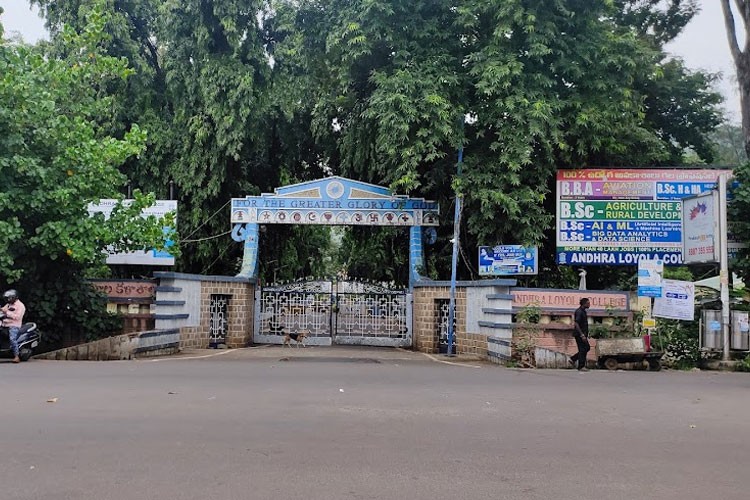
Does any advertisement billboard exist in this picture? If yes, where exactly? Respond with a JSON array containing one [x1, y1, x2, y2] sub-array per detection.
[[556, 169, 732, 266], [478, 245, 538, 276], [682, 191, 720, 264]]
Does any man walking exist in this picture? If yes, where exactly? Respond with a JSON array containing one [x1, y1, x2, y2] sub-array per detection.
[[570, 297, 590, 371]]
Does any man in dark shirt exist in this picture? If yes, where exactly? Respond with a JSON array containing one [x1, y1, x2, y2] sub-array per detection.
[[570, 298, 591, 371]]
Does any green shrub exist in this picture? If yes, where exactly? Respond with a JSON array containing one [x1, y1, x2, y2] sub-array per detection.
[[512, 303, 542, 367], [736, 355, 750, 372], [656, 319, 700, 369]]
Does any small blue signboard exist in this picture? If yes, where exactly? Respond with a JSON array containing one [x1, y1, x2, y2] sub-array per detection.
[[479, 246, 538, 276]]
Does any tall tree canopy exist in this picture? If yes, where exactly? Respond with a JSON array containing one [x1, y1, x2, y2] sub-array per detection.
[[27, 0, 724, 286], [0, 4, 173, 341], [274, 0, 722, 283]]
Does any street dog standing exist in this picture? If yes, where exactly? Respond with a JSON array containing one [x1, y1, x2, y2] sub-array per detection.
[[283, 330, 308, 348]]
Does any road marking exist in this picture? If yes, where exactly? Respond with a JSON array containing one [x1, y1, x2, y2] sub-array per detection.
[[419, 352, 482, 368], [138, 346, 267, 362]]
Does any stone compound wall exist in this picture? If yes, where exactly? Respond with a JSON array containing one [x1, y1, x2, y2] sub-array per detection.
[[36, 329, 180, 360], [412, 282, 631, 368], [153, 272, 256, 349], [412, 280, 516, 358], [412, 284, 465, 353], [200, 278, 255, 348]]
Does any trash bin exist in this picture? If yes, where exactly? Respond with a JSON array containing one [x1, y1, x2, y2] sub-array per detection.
[[701, 309, 722, 350], [731, 310, 750, 350]]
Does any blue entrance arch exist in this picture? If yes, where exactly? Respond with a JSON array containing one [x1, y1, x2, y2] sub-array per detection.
[[230, 176, 439, 286]]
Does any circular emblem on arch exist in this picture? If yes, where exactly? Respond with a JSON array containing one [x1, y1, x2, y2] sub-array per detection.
[[326, 180, 345, 199]]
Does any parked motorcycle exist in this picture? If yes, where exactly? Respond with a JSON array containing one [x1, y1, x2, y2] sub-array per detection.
[[0, 311, 41, 362]]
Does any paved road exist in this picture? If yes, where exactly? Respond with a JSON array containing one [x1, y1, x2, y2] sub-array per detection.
[[1, 346, 749, 500]]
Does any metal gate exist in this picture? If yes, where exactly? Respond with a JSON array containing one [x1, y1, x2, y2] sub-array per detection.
[[209, 294, 230, 347], [254, 279, 411, 347]]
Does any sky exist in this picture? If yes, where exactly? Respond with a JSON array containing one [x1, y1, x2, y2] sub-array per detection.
[[0, 0, 742, 122]]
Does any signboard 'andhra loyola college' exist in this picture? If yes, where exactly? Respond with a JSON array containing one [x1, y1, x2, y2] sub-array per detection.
[[555, 168, 733, 266]]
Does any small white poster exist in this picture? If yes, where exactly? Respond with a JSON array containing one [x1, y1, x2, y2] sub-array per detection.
[[637, 259, 664, 297], [653, 279, 695, 321]]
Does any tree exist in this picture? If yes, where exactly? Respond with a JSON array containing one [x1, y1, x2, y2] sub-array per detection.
[[275, 0, 723, 283], [720, 1, 750, 286], [711, 123, 748, 165], [615, 0, 699, 46], [721, 1, 750, 156], [0, 4, 173, 342], [26, 1, 726, 287], [33, 0, 335, 278]]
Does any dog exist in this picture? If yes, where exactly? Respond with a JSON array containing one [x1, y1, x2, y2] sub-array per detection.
[[283, 330, 309, 348]]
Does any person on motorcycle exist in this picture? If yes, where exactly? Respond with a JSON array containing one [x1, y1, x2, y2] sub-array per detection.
[[1, 289, 26, 363]]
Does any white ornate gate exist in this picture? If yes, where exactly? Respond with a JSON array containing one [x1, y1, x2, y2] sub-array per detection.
[[254, 279, 411, 347]]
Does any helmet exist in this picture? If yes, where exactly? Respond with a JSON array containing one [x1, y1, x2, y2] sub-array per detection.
[[3, 289, 18, 302]]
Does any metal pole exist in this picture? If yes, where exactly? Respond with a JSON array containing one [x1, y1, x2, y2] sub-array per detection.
[[719, 173, 730, 361], [446, 141, 463, 357]]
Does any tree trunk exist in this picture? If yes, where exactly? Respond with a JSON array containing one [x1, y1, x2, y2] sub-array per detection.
[[720, 0, 750, 156], [742, 76, 750, 160]]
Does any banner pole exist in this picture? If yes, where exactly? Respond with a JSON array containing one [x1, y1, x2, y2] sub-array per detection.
[[719, 173, 730, 361]]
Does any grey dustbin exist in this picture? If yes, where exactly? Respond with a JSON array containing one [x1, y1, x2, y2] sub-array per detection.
[[731, 310, 750, 350], [701, 309, 722, 350]]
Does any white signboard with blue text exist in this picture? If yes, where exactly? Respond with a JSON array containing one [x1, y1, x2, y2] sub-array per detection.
[[88, 199, 177, 266], [231, 177, 438, 226], [637, 259, 664, 297], [230, 176, 439, 284], [479, 246, 538, 276], [653, 279, 695, 321]]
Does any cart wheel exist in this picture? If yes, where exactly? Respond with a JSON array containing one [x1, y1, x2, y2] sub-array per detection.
[[648, 359, 662, 372], [604, 357, 619, 371]]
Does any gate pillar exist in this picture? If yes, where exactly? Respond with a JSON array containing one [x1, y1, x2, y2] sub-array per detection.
[[409, 226, 425, 287], [233, 223, 260, 279]]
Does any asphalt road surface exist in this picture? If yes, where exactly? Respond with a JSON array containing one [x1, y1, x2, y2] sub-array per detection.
[[1, 346, 749, 500]]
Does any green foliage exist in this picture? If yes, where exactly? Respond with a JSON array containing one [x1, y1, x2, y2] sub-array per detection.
[[259, 225, 334, 282], [729, 162, 750, 285], [24, 270, 123, 348], [736, 355, 750, 372], [710, 123, 747, 166], [338, 227, 410, 283], [0, 2, 173, 341], [615, 0, 699, 46], [516, 303, 542, 325], [511, 328, 538, 368], [663, 266, 694, 281], [588, 324, 610, 340], [23, 0, 725, 288], [278, 0, 723, 281], [513, 304, 543, 367], [656, 319, 700, 370]]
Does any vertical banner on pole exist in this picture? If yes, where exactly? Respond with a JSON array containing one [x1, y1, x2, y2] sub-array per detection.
[[682, 190, 720, 264]]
